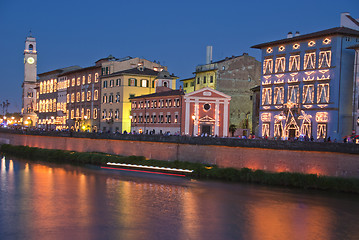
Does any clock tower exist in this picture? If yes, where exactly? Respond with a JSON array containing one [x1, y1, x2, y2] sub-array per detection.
[[22, 32, 38, 126]]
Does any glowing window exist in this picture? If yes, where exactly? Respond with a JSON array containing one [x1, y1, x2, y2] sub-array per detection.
[[289, 55, 300, 71], [71, 93, 75, 103], [94, 108, 98, 119], [95, 73, 99, 83], [54, 79, 57, 92], [76, 92, 80, 102], [53, 99, 56, 112], [77, 77, 80, 86], [304, 52, 316, 70], [287, 85, 299, 103], [278, 46, 285, 52], [88, 74, 91, 84], [293, 43, 300, 50], [67, 94, 70, 103], [274, 87, 284, 105], [318, 50, 331, 68], [71, 110, 74, 119], [317, 84, 329, 103], [87, 109, 91, 119], [94, 90, 98, 100], [317, 123, 327, 139], [81, 92, 85, 102], [141, 79, 148, 87], [302, 85, 314, 104], [262, 123, 270, 137], [262, 88, 272, 105], [275, 57, 285, 73], [40, 82, 43, 94], [87, 91, 91, 101], [263, 59, 273, 75], [82, 76, 86, 85], [71, 78, 75, 87], [266, 48, 273, 53]]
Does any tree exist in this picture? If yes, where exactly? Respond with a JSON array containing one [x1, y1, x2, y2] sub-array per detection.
[[229, 124, 237, 137]]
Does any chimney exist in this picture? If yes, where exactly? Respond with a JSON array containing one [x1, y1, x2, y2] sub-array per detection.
[[206, 46, 213, 64], [340, 12, 350, 27], [294, 31, 300, 37], [287, 32, 293, 38]]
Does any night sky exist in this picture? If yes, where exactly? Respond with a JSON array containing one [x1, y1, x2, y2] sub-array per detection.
[[0, 0, 358, 113]]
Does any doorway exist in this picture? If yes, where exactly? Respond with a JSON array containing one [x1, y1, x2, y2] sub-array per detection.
[[201, 125, 211, 135]]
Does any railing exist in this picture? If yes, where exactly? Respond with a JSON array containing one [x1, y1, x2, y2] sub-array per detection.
[[0, 128, 358, 154]]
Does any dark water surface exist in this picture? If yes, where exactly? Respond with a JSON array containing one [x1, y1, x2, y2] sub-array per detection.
[[1, 156, 359, 240]]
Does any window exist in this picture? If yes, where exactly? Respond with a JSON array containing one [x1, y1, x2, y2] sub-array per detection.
[[81, 92, 85, 102], [87, 91, 91, 101], [129, 78, 137, 86], [110, 80, 114, 87], [175, 114, 178, 123], [197, 77, 200, 84], [40, 82, 43, 94], [191, 81, 194, 87], [47, 80, 50, 93], [95, 73, 99, 83], [94, 90, 98, 100], [167, 114, 171, 123], [263, 59, 273, 74], [88, 74, 91, 84], [82, 76, 86, 85], [152, 80, 155, 88], [103, 94, 107, 103], [87, 109, 91, 119], [203, 76, 207, 84], [81, 108, 84, 118], [289, 55, 300, 71], [71, 93, 75, 103], [274, 87, 284, 105], [141, 79, 148, 87], [54, 80, 57, 92], [262, 88, 272, 105], [71, 110, 74, 119], [318, 50, 331, 68], [109, 94, 113, 103], [71, 78, 75, 87], [129, 94, 135, 98], [317, 83, 330, 103], [77, 77, 81, 86], [304, 52, 316, 70], [317, 124, 327, 139], [203, 103, 211, 111], [102, 110, 107, 119], [67, 94, 70, 103], [184, 83, 188, 88], [94, 108, 98, 119], [210, 76, 214, 83], [288, 85, 299, 103], [115, 109, 119, 119], [262, 123, 270, 137], [103, 81, 108, 88], [76, 92, 80, 102], [302, 85, 314, 104], [275, 57, 286, 73], [116, 78, 121, 86], [116, 93, 120, 103]]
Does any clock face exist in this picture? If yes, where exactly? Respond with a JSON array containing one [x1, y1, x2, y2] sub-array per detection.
[[27, 57, 35, 64]]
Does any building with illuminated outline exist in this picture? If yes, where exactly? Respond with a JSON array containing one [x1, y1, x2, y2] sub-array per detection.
[[251, 13, 359, 140]]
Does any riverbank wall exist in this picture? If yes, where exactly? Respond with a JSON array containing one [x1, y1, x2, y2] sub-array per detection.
[[0, 132, 358, 178]]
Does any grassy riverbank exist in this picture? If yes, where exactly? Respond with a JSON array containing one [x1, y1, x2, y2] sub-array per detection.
[[1, 144, 359, 193]]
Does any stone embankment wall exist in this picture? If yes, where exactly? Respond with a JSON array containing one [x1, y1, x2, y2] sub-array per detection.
[[0, 132, 358, 178]]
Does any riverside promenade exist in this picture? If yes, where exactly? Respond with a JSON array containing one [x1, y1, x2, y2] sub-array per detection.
[[0, 128, 358, 178]]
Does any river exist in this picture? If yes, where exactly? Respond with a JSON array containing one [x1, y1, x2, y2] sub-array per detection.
[[0, 156, 359, 240]]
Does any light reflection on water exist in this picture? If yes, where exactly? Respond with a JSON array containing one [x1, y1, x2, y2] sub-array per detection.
[[0, 156, 359, 240]]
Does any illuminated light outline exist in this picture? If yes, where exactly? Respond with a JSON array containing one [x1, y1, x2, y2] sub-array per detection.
[[275, 57, 286, 73], [101, 167, 186, 177], [317, 75, 330, 81], [318, 50, 332, 68], [263, 106, 270, 109], [316, 112, 328, 122], [303, 76, 315, 81], [303, 105, 312, 109], [262, 123, 270, 137], [317, 83, 330, 103], [279, 45, 285, 52], [274, 86, 284, 105], [274, 79, 284, 84], [317, 123, 327, 139], [289, 55, 300, 71], [262, 87, 272, 105], [319, 70, 329, 74], [293, 43, 300, 50], [275, 74, 284, 78], [262, 79, 272, 85], [323, 38, 331, 45], [308, 40, 316, 47], [287, 85, 299, 104], [275, 106, 283, 109], [305, 71, 315, 75], [304, 52, 316, 70], [298, 110, 312, 138], [266, 47, 273, 53], [263, 59, 273, 74], [317, 104, 328, 108], [302, 84, 314, 104], [263, 75, 271, 79], [261, 112, 271, 122]]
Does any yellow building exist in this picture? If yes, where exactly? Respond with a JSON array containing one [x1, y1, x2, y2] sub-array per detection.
[[100, 66, 177, 133]]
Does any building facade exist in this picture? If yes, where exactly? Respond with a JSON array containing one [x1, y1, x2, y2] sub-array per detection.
[[349, 44, 359, 136], [100, 63, 176, 133], [251, 13, 359, 140], [181, 53, 261, 132], [22, 33, 38, 126], [130, 87, 184, 135]]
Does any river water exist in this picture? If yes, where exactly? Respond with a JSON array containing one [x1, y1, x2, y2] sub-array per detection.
[[0, 156, 359, 240]]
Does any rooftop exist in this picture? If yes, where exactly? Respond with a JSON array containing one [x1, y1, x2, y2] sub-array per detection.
[[251, 27, 359, 49]]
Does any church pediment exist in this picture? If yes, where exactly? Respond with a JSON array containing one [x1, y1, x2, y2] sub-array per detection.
[[199, 115, 215, 122]]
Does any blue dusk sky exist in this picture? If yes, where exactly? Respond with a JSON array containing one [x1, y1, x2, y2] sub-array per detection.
[[0, 0, 358, 113]]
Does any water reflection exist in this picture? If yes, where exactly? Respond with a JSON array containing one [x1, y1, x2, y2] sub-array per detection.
[[1, 156, 359, 240]]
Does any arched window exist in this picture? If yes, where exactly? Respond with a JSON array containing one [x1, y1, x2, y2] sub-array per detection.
[[29, 44, 33, 51], [163, 81, 168, 87]]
